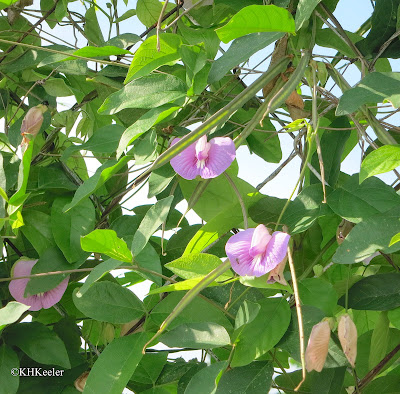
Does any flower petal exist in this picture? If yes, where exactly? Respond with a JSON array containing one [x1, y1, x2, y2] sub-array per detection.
[[170, 138, 200, 180], [12, 259, 37, 277], [225, 229, 255, 276], [261, 231, 290, 272], [40, 277, 69, 309], [200, 137, 236, 179], [249, 224, 271, 257], [305, 321, 331, 372]]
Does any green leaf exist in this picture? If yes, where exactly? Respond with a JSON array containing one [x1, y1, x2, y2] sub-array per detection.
[[246, 131, 282, 163], [20, 210, 55, 255], [135, 243, 163, 286], [63, 156, 130, 211], [73, 281, 145, 324], [84, 7, 105, 46], [390, 232, 400, 246], [363, 375, 400, 394], [165, 253, 232, 280], [25, 247, 72, 296], [369, 312, 389, 369], [360, 145, 400, 183], [116, 105, 173, 159], [148, 164, 175, 198], [332, 206, 400, 264], [216, 361, 273, 394], [43, 78, 73, 97], [248, 195, 286, 225], [125, 34, 182, 83], [234, 300, 261, 337], [136, 0, 173, 26], [0, 0, 20, 11], [282, 184, 333, 234], [327, 175, 400, 223], [67, 45, 132, 60], [0, 345, 19, 394], [98, 74, 186, 115], [38, 163, 78, 191], [310, 367, 346, 394], [114, 9, 137, 23], [231, 298, 291, 367], [216, 5, 295, 43], [337, 72, 400, 116], [83, 333, 147, 394], [131, 196, 173, 256], [298, 278, 338, 316], [147, 276, 224, 295], [0, 302, 30, 332], [185, 361, 228, 394], [61, 124, 126, 161], [150, 292, 232, 332], [339, 273, 400, 310], [81, 229, 133, 263], [160, 322, 231, 349], [208, 32, 283, 84], [51, 196, 95, 263], [3, 322, 71, 368], [316, 28, 363, 58], [78, 259, 122, 296], [132, 352, 168, 386], [295, 0, 322, 30]]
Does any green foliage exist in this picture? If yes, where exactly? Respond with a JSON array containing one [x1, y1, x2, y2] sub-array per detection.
[[1, 1, 400, 392]]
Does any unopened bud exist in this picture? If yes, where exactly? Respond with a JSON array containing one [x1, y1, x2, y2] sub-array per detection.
[[74, 371, 89, 392], [20, 104, 47, 144], [338, 314, 357, 368], [305, 320, 331, 372]]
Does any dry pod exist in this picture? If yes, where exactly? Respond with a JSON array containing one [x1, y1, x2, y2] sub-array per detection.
[[305, 320, 331, 372], [338, 314, 358, 368], [74, 371, 89, 392]]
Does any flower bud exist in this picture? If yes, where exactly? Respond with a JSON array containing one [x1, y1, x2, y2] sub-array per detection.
[[305, 320, 331, 372], [338, 314, 357, 368], [74, 371, 89, 392], [20, 104, 47, 143]]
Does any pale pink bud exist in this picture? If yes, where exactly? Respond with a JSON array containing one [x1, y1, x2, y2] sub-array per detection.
[[267, 256, 287, 285], [338, 314, 357, 368], [20, 104, 47, 143], [305, 320, 331, 372]]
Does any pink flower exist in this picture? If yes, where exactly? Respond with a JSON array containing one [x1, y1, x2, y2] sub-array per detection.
[[9, 258, 69, 311], [225, 224, 290, 277], [20, 104, 47, 144], [338, 314, 357, 368], [170, 135, 236, 180], [305, 321, 331, 372]]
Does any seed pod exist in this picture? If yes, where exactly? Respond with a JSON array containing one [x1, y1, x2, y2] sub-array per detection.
[[338, 314, 357, 368], [305, 320, 331, 372]]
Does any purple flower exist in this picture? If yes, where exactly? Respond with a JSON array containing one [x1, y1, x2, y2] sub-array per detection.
[[170, 135, 236, 180], [225, 224, 290, 277], [9, 259, 69, 311]]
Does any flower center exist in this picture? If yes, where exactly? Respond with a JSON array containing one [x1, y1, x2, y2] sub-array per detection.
[[195, 135, 211, 168]]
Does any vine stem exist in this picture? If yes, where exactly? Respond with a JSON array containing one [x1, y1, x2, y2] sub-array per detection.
[[274, 129, 315, 231], [223, 172, 248, 229], [287, 245, 306, 392]]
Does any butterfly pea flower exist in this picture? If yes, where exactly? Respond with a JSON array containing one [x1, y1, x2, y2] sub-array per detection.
[[305, 320, 331, 372], [267, 257, 288, 285], [9, 258, 69, 311], [20, 104, 47, 145], [170, 135, 236, 180], [338, 314, 357, 368], [225, 224, 290, 277]]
